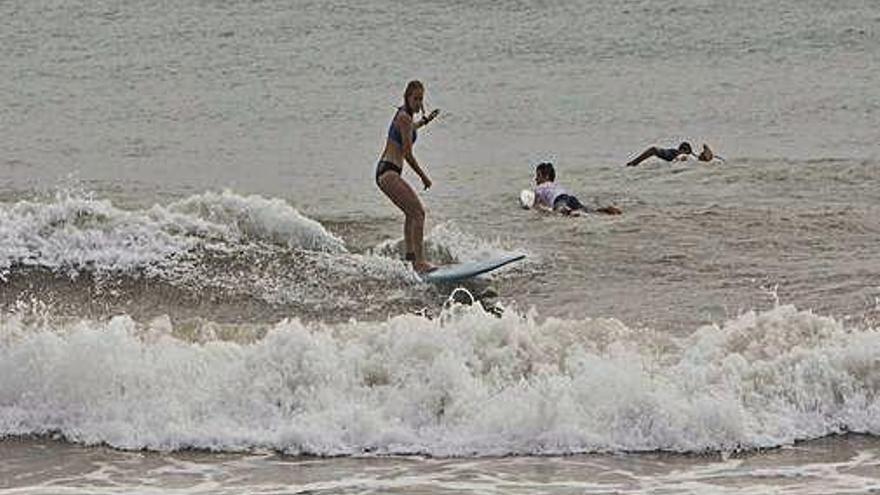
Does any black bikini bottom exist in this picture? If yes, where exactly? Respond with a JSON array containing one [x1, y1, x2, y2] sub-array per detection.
[[375, 161, 402, 185]]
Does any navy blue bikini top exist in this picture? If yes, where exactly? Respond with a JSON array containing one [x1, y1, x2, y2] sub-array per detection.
[[388, 107, 417, 147]]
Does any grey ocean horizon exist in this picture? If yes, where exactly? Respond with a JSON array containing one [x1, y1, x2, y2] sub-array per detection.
[[2, 0, 880, 493]]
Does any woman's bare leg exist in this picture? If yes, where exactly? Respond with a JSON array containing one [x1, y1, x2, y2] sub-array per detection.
[[378, 173, 435, 272]]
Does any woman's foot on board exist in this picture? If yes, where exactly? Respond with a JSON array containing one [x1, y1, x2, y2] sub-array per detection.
[[413, 260, 437, 274]]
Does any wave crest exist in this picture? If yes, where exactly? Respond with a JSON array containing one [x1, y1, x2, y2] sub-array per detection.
[[0, 189, 346, 279], [1, 304, 878, 456]]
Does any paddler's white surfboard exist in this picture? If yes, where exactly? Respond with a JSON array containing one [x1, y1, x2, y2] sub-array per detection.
[[519, 189, 535, 209], [421, 254, 526, 283]]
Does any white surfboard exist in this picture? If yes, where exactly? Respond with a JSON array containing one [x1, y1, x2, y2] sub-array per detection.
[[421, 254, 526, 284], [519, 189, 535, 209]]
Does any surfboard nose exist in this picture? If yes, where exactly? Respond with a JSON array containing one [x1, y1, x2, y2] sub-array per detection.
[[520, 190, 535, 209]]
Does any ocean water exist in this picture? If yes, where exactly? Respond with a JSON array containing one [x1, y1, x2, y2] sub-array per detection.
[[1, 0, 879, 493]]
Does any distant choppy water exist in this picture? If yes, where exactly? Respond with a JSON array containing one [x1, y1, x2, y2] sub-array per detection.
[[1, 1, 879, 493]]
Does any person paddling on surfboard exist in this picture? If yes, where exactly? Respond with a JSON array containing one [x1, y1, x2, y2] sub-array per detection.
[[625, 142, 723, 166], [625, 141, 694, 167], [375, 80, 440, 274], [533, 162, 622, 215]]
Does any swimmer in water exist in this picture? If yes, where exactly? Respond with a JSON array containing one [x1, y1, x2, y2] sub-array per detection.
[[625, 141, 694, 167], [626, 142, 723, 166], [533, 162, 622, 215]]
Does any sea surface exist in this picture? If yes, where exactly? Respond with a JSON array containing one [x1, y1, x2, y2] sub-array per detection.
[[1, 0, 879, 493]]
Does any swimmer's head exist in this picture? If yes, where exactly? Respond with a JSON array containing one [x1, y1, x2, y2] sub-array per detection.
[[678, 142, 693, 154], [535, 162, 555, 183]]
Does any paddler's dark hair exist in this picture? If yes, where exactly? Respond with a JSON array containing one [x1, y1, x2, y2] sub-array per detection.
[[678, 142, 693, 154], [536, 162, 555, 181]]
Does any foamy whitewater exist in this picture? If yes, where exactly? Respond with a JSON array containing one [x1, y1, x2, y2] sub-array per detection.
[[0, 189, 345, 275], [2, 0, 879, 493], [2, 303, 879, 457]]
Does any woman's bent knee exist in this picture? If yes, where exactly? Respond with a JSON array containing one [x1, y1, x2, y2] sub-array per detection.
[[406, 206, 425, 222]]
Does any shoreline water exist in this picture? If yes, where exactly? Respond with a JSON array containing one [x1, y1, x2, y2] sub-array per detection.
[[3, 434, 880, 494]]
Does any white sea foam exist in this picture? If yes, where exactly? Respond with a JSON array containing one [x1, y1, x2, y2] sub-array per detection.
[[165, 190, 346, 253], [0, 192, 192, 278], [426, 221, 528, 264], [1, 304, 878, 456], [0, 190, 346, 279], [372, 221, 532, 271]]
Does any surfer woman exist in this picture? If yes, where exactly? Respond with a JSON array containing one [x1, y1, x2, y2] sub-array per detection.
[[375, 80, 440, 273]]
